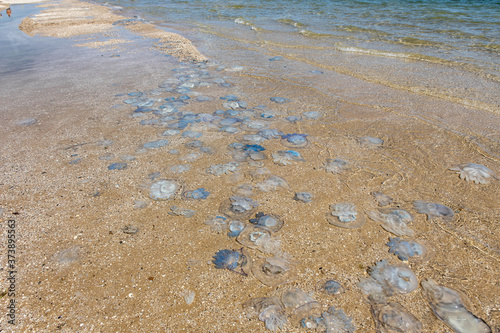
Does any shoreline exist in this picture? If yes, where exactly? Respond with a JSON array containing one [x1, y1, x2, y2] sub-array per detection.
[[0, 0, 499, 332]]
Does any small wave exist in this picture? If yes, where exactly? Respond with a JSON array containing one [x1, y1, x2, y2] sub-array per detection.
[[234, 17, 261, 31], [397, 37, 451, 48], [299, 29, 334, 38], [335, 44, 410, 59], [277, 18, 307, 28], [335, 25, 391, 37], [473, 42, 500, 54]]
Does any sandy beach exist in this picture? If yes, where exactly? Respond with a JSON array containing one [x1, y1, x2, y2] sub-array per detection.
[[0, 0, 499, 332]]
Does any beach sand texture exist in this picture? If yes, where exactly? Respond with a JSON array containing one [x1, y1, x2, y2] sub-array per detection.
[[0, 0, 499, 332]]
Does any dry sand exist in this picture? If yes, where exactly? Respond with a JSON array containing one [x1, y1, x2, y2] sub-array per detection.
[[0, 0, 499, 332]]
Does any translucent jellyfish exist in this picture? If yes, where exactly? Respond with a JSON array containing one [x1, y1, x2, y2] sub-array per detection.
[[122, 225, 139, 234], [272, 150, 306, 165], [220, 196, 259, 219], [270, 96, 291, 104], [205, 215, 228, 233], [15, 117, 38, 126], [108, 163, 127, 170], [52, 246, 82, 265], [207, 162, 239, 176], [179, 152, 202, 162], [237, 226, 282, 254], [281, 133, 309, 148], [232, 184, 255, 197], [252, 256, 297, 287], [360, 136, 384, 147], [259, 129, 284, 139], [228, 220, 246, 237], [220, 94, 239, 101], [323, 158, 350, 174], [249, 212, 284, 233], [242, 120, 269, 131], [243, 297, 287, 331], [303, 111, 322, 119], [243, 134, 267, 144], [371, 302, 423, 333], [169, 206, 196, 218], [256, 175, 290, 192], [450, 163, 498, 184], [269, 56, 284, 61], [316, 279, 345, 295], [366, 208, 415, 237], [371, 191, 393, 207], [149, 179, 182, 200], [301, 306, 356, 333], [281, 288, 320, 316], [212, 248, 252, 276], [183, 188, 210, 200], [143, 139, 169, 149], [386, 237, 430, 262], [229, 144, 266, 159], [327, 203, 366, 229], [133, 200, 147, 210], [421, 278, 491, 333], [413, 201, 454, 222], [171, 165, 191, 173], [360, 260, 418, 299], [294, 192, 313, 203]]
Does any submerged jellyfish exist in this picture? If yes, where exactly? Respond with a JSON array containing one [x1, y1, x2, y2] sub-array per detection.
[[281, 133, 309, 148], [450, 163, 498, 184], [301, 306, 356, 333], [108, 162, 127, 170], [205, 215, 228, 233], [270, 96, 291, 104], [243, 297, 287, 332], [323, 158, 350, 174], [413, 200, 454, 222], [220, 196, 259, 219], [143, 139, 169, 149], [259, 129, 284, 139], [327, 203, 366, 229], [237, 226, 282, 255], [228, 220, 246, 237], [249, 212, 284, 232], [359, 260, 418, 300], [371, 191, 393, 207], [212, 248, 251, 276], [272, 150, 306, 165], [169, 206, 196, 217], [316, 279, 344, 295], [207, 162, 239, 176], [359, 136, 384, 147], [281, 288, 320, 315], [386, 237, 429, 262], [183, 188, 210, 200], [421, 279, 491, 333], [149, 179, 182, 200], [371, 302, 423, 333], [252, 256, 297, 287], [366, 208, 415, 237], [256, 175, 290, 192], [52, 246, 82, 265], [294, 192, 313, 203]]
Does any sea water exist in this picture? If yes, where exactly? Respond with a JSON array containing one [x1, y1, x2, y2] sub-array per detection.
[[93, 0, 500, 113]]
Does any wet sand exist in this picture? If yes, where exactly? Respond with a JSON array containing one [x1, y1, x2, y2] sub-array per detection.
[[0, 0, 499, 332]]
